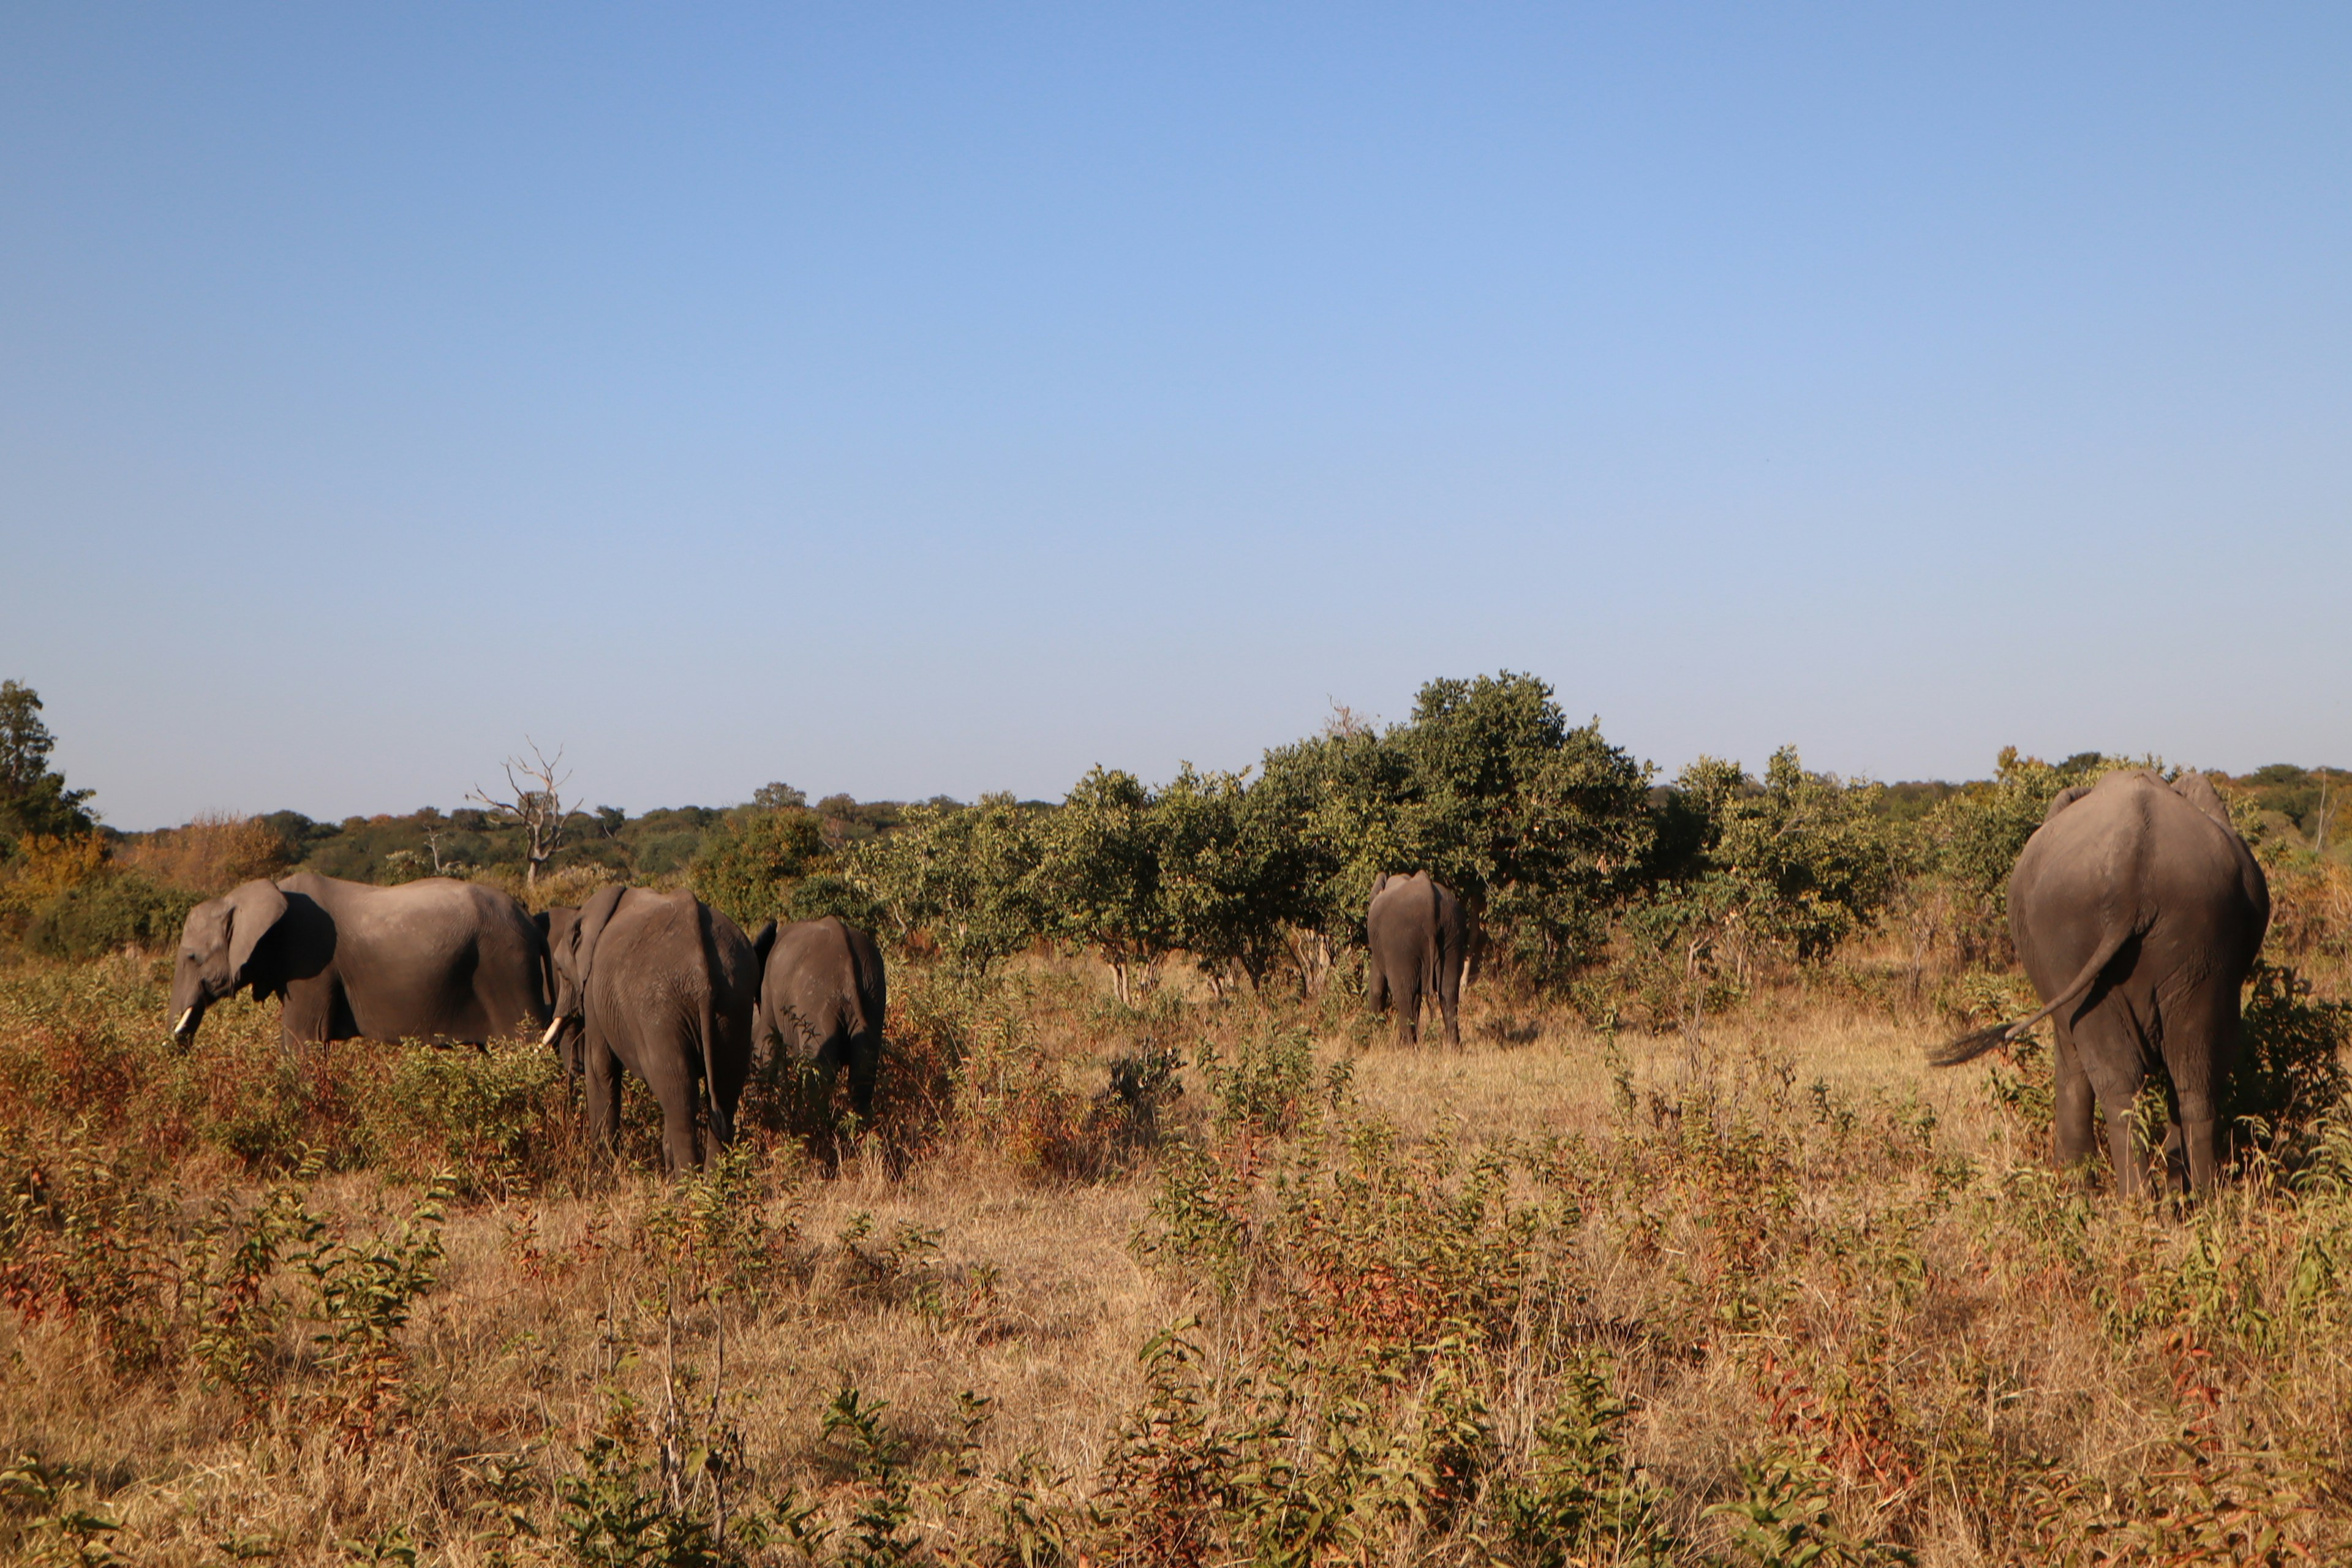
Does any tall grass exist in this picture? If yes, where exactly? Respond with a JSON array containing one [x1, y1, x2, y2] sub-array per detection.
[[1, 949, 2348, 1564]]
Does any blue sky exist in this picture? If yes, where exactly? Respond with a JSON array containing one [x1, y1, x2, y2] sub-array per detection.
[[4, 5, 2347, 828]]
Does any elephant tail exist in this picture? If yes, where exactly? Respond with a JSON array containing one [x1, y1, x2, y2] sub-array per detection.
[[695, 900, 733, 1148], [1926, 922, 2135, 1067]]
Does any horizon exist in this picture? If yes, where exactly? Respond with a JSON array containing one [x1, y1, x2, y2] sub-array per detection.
[[7, 6, 2349, 831]]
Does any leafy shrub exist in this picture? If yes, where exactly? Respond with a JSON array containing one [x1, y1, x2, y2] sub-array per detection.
[[690, 806, 824, 929], [2230, 961, 2351, 1144], [24, 869, 195, 959]]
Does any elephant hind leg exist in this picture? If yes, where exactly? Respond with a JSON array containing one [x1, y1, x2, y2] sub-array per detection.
[[2052, 1027, 2100, 1178], [1395, 975, 1422, 1047]]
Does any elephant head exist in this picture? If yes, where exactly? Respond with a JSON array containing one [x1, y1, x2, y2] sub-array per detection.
[[168, 878, 290, 1046], [543, 885, 627, 1049]]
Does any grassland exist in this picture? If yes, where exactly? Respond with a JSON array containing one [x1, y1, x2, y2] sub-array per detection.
[[2, 946, 2350, 1566]]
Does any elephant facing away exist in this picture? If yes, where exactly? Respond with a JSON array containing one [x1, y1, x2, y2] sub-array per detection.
[[1930, 769, 2270, 1196], [1365, 872, 1469, 1048], [749, 916, 888, 1125], [170, 873, 551, 1052], [546, 886, 759, 1172]]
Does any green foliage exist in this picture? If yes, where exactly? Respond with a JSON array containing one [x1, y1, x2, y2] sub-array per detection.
[[556, 1433, 731, 1568], [1713, 748, 1903, 961], [1706, 1448, 1914, 1567], [1194, 1021, 1319, 1140], [1150, 764, 1297, 993], [0, 681, 96, 841], [2230, 962, 2352, 1144], [848, 795, 1046, 976], [690, 807, 826, 930], [783, 872, 888, 930], [1916, 748, 2115, 958], [1036, 767, 1166, 1001], [1401, 671, 1656, 981], [1488, 1351, 1678, 1567], [0, 1453, 126, 1568], [23, 867, 195, 959]]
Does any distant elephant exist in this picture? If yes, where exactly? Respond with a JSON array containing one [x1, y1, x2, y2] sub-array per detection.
[[545, 886, 758, 1172], [1930, 769, 2270, 1196], [1365, 871, 1469, 1048], [170, 873, 551, 1050], [750, 916, 888, 1124]]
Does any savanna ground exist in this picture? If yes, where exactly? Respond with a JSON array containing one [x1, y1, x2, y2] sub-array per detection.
[[4, 935, 2352, 1567]]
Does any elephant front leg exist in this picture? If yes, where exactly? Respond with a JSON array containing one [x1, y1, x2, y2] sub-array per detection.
[[585, 1039, 624, 1155]]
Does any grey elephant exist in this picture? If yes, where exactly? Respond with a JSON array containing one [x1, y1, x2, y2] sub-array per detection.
[[545, 885, 758, 1172], [750, 915, 888, 1125], [170, 873, 551, 1050], [535, 905, 582, 1072], [1365, 871, 1469, 1048], [1930, 769, 2270, 1196]]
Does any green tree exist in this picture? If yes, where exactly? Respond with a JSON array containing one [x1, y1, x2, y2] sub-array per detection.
[[846, 794, 1045, 976], [1399, 672, 1655, 982], [690, 807, 826, 930], [1038, 767, 1167, 1002], [1711, 747, 1901, 960], [0, 680, 96, 841], [1919, 747, 2116, 959], [1151, 764, 1298, 995]]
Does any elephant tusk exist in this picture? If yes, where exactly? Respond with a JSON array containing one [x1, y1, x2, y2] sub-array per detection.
[[174, 1008, 196, 1037], [541, 1016, 568, 1047]]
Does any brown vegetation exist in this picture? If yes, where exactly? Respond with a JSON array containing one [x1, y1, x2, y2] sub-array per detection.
[[1, 928, 2349, 1564]]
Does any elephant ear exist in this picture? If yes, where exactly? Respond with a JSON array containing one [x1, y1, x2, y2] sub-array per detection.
[[751, 919, 778, 970], [224, 880, 290, 990], [1369, 872, 1390, 902], [2044, 785, 2092, 823], [2170, 771, 2236, 832], [571, 884, 630, 1001]]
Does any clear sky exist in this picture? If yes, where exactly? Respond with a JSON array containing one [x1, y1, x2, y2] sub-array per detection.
[[4, 5, 2347, 829]]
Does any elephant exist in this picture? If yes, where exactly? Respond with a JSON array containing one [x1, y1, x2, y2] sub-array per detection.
[[544, 885, 759, 1172], [1929, 769, 2270, 1196], [1365, 871, 1469, 1048], [170, 873, 551, 1051], [535, 905, 582, 1072], [749, 916, 888, 1125]]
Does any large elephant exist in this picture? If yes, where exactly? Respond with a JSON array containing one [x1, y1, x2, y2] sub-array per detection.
[[750, 916, 888, 1123], [1930, 769, 2270, 1195], [170, 873, 551, 1050], [1365, 871, 1469, 1048], [545, 886, 758, 1171]]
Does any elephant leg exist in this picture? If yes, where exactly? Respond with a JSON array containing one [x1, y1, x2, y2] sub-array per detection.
[[848, 1040, 879, 1124], [585, 1038, 624, 1154], [2164, 986, 2239, 1198], [1396, 971, 1421, 1048], [657, 1080, 703, 1173], [2103, 1101, 2152, 1197], [1438, 963, 1462, 1050], [2051, 1027, 2100, 1178]]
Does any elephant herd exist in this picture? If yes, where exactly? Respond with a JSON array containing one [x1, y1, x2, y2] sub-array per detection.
[[1366, 769, 2275, 1201], [168, 875, 884, 1171], [169, 766, 2274, 1196]]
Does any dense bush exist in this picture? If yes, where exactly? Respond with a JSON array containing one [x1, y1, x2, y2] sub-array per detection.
[[24, 868, 197, 959], [691, 807, 826, 930]]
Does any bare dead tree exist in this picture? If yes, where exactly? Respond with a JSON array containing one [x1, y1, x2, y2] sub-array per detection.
[[469, 739, 575, 892]]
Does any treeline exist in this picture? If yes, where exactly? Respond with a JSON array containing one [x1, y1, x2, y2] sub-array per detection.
[[4, 673, 2347, 1017]]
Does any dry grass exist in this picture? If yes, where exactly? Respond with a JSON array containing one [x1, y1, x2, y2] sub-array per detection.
[[2, 954, 2350, 1564]]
